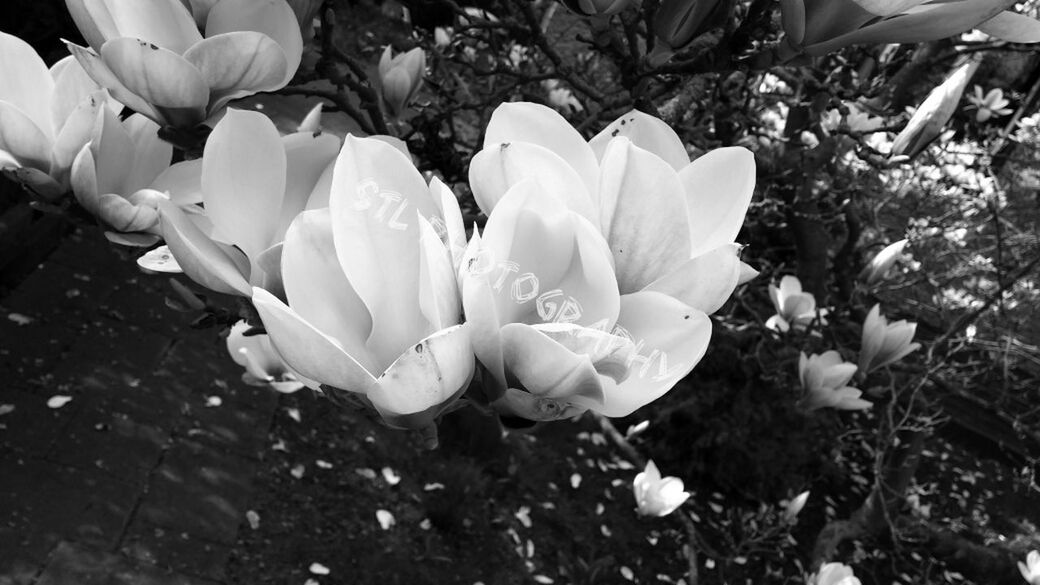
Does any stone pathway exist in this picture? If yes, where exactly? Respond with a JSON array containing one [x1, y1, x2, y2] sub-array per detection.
[[0, 227, 278, 584]]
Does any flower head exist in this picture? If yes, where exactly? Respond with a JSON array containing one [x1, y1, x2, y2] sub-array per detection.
[[859, 239, 909, 285], [633, 460, 690, 517], [892, 59, 979, 159], [1019, 550, 1040, 585], [226, 320, 308, 393], [799, 351, 871, 411], [0, 31, 119, 199], [766, 275, 826, 333], [967, 85, 1014, 123], [783, 490, 810, 523], [379, 46, 426, 118], [808, 562, 861, 585], [65, 0, 303, 128], [858, 304, 920, 374]]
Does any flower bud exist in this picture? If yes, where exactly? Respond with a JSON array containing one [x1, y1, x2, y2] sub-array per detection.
[[860, 239, 909, 285], [858, 304, 920, 373], [783, 490, 810, 523], [379, 46, 427, 118], [892, 59, 979, 159], [653, 0, 726, 51], [559, 0, 634, 17]]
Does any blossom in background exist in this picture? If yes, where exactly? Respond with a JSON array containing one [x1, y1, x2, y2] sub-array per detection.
[[70, 108, 177, 246], [467, 103, 756, 417], [892, 58, 979, 159], [652, 0, 727, 56], [560, 0, 633, 17], [966, 85, 1013, 123], [766, 275, 826, 333], [1020, 550, 1040, 585], [633, 460, 689, 517], [379, 46, 426, 118], [858, 304, 921, 374], [542, 80, 583, 114], [860, 239, 909, 285], [158, 108, 340, 296], [251, 136, 473, 432], [783, 490, 810, 523], [65, 0, 303, 128], [226, 320, 307, 393], [799, 351, 871, 411], [0, 31, 119, 200], [845, 102, 885, 133], [808, 562, 861, 585], [779, 0, 1040, 57]]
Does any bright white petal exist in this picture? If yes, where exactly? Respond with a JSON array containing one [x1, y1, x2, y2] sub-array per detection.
[[99, 38, 209, 127], [0, 31, 55, 137], [678, 147, 756, 258], [589, 110, 689, 171], [204, 0, 303, 87], [644, 244, 742, 314], [90, 0, 203, 53], [158, 200, 251, 295]]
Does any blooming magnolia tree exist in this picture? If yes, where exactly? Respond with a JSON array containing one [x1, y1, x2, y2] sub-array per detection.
[[3, 0, 1040, 583]]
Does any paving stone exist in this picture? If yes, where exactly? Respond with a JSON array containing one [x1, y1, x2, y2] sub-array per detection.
[[121, 521, 231, 582], [135, 439, 257, 543], [49, 228, 144, 283], [160, 337, 279, 415], [0, 313, 79, 387], [176, 396, 274, 461], [99, 278, 190, 338], [35, 541, 218, 585], [51, 323, 174, 383], [2, 259, 116, 330], [0, 388, 83, 459]]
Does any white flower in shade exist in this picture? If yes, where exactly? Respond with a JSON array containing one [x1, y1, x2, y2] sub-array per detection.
[[858, 304, 921, 374], [250, 136, 474, 432], [542, 80, 583, 114], [65, 0, 303, 128], [0, 31, 119, 200], [783, 490, 810, 523], [844, 102, 884, 133], [966, 85, 1014, 123], [157, 108, 340, 297], [378, 46, 426, 118], [859, 239, 909, 285], [466, 103, 756, 417], [799, 351, 871, 411], [226, 320, 308, 393], [808, 562, 861, 585], [766, 275, 826, 332], [633, 460, 689, 517], [70, 108, 177, 246], [1019, 550, 1040, 585]]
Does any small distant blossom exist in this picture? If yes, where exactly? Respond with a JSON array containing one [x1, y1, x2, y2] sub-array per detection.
[[1018, 549, 1040, 585], [859, 239, 910, 285], [892, 59, 979, 159], [783, 490, 810, 523], [858, 305, 921, 373], [378, 46, 426, 118], [767, 275, 827, 333], [226, 321, 308, 393], [820, 109, 842, 134], [808, 562, 861, 585], [799, 351, 871, 411], [966, 86, 1013, 122], [633, 460, 690, 517], [844, 102, 885, 133], [542, 80, 583, 114]]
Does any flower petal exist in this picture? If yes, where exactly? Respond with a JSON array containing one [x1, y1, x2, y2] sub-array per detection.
[[87, 0, 203, 54], [151, 158, 203, 204], [51, 56, 117, 130], [484, 102, 599, 196], [369, 324, 474, 426], [99, 37, 209, 127], [51, 91, 108, 184], [977, 11, 1040, 43], [280, 208, 376, 371], [205, 0, 303, 87], [598, 291, 712, 417], [0, 102, 53, 172], [469, 141, 595, 221], [428, 176, 467, 264], [252, 287, 376, 392], [201, 108, 286, 260], [500, 322, 606, 408], [122, 113, 172, 192], [418, 215, 461, 331], [598, 138, 691, 294], [158, 199, 251, 295], [273, 130, 340, 242], [0, 31, 55, 137], [88, 106, 135, 196], [643, 244, 742, 314], [460, 233, 506, 388], [678, 146, 756, 258], [589, 110, 689, 171], [182, 31, 289, 112], [65, 42, 164, 124]]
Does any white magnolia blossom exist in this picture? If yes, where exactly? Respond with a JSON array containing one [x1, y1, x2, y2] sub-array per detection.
[[799, 351, 871, 411], [632, 460, 690, 517], [226, 320, 308, 393], [378, 46, 426, 118], [767, 275, 826, 333], [858, 304, 921, 373], [808, 562, 861, 585], [0, 31, 119, 199], [1020, 550, 1040, 585], [966, 85, 1013, 123], [860, 238, 909, 285], [466, 103, 756, 418], [65, 0, 303, 128]]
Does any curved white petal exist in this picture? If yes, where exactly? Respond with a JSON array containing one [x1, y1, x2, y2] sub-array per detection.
[[0, 102, 52, 172], [428, 176, 467, 264], [273, 131, 340, 241], [122, 113, 172, 192], [158, 200, 251, 295], [500, 322, 606, 408], [205, 0, 303, 87], [0, 31, 55, 138], [644, 244, 742, 314], [678, 146, 756, 258], [99, 37, 209, 127], [88, 0, 203, 54], [65, 42, 164, 124], [182, 31, 289, 112], [418, 215, 461, 331], [590, 110, 689, 171], [151, 158, 203, 204]]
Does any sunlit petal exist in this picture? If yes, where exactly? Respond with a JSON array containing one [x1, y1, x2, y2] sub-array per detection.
[[469, 142, 595, 221], [589, 110, 689, 171], [205, 0, 303, 86], [643, 244, 741, 314], [0, 31, 55, 138], [158, 200, 251, 296], [99, 38, 209, 127], [678, 146, 756, 258]]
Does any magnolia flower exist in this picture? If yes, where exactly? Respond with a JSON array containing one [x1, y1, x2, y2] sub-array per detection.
[[379, 46, 426, 118], [859, 239, 908, 285], [158, 108, 340, 296], [783, 490, 810, 523], [226, 320, 307, 393], [859, 305, 920, 373], [808, 562, 861, 585], [1020, 550, 1040, 585], [0, 31, 118, 200], [892, 59, 979, 159], [766, 275, 826, 333], [467, 103, 756, 417], [967, 86, 1014, 123], [633, 460, 690, 517], [779, 0, 1040, 57], [65, 0, 303, 128], [250, 136, 474, 431], [542, 80, 583, 114], [71, 108, 178, 246], [799, 351, 871, 411]]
